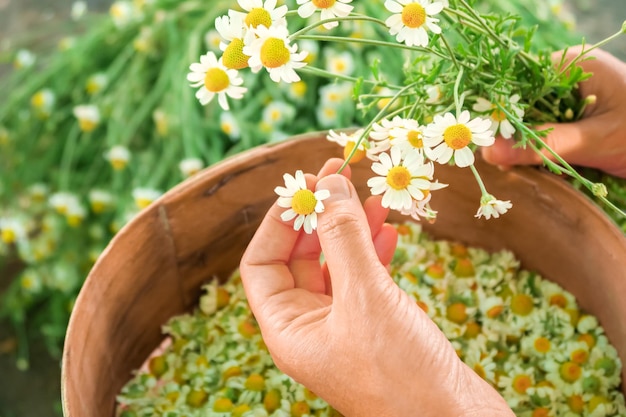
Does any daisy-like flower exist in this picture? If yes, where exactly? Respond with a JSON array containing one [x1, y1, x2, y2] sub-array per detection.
[[49, 192, 81, 215], [297, 0, 354, 30], [367, 146, 441, 211], [89, 190, 115, 213], [326, 129, 373, 163], [187, 52, 247, 110], [215, 14, 251, 70], [423, 110, 495, 167], [152, 109, 168, 136], [110, 1, 136, 28], [229, 0, 288, 30], [244, 25, 308, 83], [324, 50, 355, 76], [13, 49, 36, 69], [133, 188, 163, 210], [275, 170, 330, 234], [384, 0, 445, 47], [179, 158, 204, 178], [475, 194, 512, 220], [85, 73, 108, 95], [0, 218, 26, 244], [262, 100, 296, 128], [73, 104, 101, 132], [220, 112, 241, 140], [30, 89, 56, 118], [105, 145, 131, 170], [472, 94, 524, 139], [71, 1, 88, 20]]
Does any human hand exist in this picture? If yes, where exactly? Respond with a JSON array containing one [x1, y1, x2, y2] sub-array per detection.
[[482, 46, 626, 179], [240, 158, 513, 417]]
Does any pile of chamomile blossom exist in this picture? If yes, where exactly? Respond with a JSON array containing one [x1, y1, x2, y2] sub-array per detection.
[[187, 0, 626, 233], [116, 223, 625, 416]]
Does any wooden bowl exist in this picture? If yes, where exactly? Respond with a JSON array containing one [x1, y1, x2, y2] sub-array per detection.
[[61, 132, 626, 416]]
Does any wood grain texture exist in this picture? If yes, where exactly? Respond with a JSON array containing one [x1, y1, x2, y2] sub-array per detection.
[[62, 132, 626, 417]]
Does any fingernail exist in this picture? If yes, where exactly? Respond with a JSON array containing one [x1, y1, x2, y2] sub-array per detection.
[[316, 174, 352, 202]]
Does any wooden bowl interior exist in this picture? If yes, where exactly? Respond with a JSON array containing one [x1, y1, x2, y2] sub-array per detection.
[[62, 133, 626, 417]]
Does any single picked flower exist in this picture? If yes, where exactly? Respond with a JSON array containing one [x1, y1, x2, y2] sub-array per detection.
[[275, 170, 330, 234]]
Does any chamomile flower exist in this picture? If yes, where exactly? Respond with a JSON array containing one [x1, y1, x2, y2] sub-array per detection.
[[152, 109, 169, 136], [215, 14, 251, 70], [105, 145, 131, 170], [324, 50, 355, 76], [132, 188, 163, 210], [187, 52, 247, 110], [0, 218, 26, 244], [244, 25, 308, 83], [297, 0, 353, 30], [261, 101, 296, 128], [220, 112, 241, 140], [205, 29, 223, 52], [230, 0, 288, 29], [110, 1, 136, 27], [398, 193, 439, 222], [85, 73, 108, 95], [367, 146, 439, 211], [472, 94, 524, 139], [423, 110, 495, 167], [88, 190, 115, 213], [384, 0, 445, 47], [179, 158, 204, 178], [369, 116, 404, 153], [326, 129, 372, 163], [71, 1, 88, 20], [65, 203, 87, 227], [388, 118, 429, 156], [49, 192, 80, 215], [30, 89, 56, 118], [275, 170, 330, 234], [73, 104, 101, 132], [13, 49, 36, 69], [475, 194, 512, 220]]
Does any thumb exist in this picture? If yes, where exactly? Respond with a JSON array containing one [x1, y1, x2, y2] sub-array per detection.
[[482, 121, 589, 167], [315, 175, 390, 300]]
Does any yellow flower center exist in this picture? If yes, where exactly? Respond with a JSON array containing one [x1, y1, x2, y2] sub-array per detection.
[[86, 80, 102, 95], [79, 119, 98, 132], [110, 159, 128, 170], [135, 198, 153, 209], [260, 38, 290, 68], [291, 401, 311, 417], [407, 130, 423, 148], [312, 0, 336, 8], [426, 263, 445, 279], [244, 373, 266, 391], [343, 141, 366, 163], [402, 3, 426, 28], [533, 337, 551, 353], [473, 363, 486, 379], [446, 302, 468, 324], [510, 293, 534, 316], [263, 389, 281, 412], [67, 214, 83, 227], [1, 229, 16, 243], [204, 67, 230, 93], [578, 333, 596, 348], [454, 257, 474, 277], [567, 395, 584, 413], [531, 407, 550, 417], [238, 319, 259, 338], [386, 166, 412, 190], [223, 38, 250, 70], [291, 189, 317, 215], [31, 92, 45, 108], [490, 108, 507, 122], [512, 374, 532, 394], [443, 123, 472, 150], [148, 355, 168, 377], [559, 361, 582, 383], [245, 8, 272, 28], [570, 349, 589, 364], [549, 293, 568, 308], [233, 404, 252, 417], [186, 389, 208, 407], [464, 321, 481, 338], [484, 305, 503, 319], [223, 365, 243, 380], [589, 395, 610, 412], [291, 81, 307, 97], [213, 398, 234, 412]]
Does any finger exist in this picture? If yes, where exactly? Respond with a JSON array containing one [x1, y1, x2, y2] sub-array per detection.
[[289, 160, 353, 293], [481, 120, 593, 167], [363, 196, 397, 265], [240, 201, 301, 311], [315, 175, 390, 301]]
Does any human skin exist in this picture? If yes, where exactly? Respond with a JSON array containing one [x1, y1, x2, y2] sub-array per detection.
[[240, 158, 514, 416], [482, 46, 626, 179]]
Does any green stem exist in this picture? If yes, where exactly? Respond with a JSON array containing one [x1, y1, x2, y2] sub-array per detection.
[[469, 164, 489, 196], [453, 67, 465, 116], [297, 65, 403, 89], [58, 125, 81, 190]]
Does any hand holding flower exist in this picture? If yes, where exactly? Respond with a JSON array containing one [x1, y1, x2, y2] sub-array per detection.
[[240, 158, 514, 416]]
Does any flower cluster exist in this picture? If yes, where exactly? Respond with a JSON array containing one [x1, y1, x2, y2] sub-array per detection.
[[117, 223, 626, 416], [189, 0, 625, 232]]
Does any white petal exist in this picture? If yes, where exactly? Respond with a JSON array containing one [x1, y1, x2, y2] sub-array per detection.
[[453, 147, 475, 168], [294, 214, 305, 231], [295, 170, 307, 189], [281, 209, 298, 221]]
